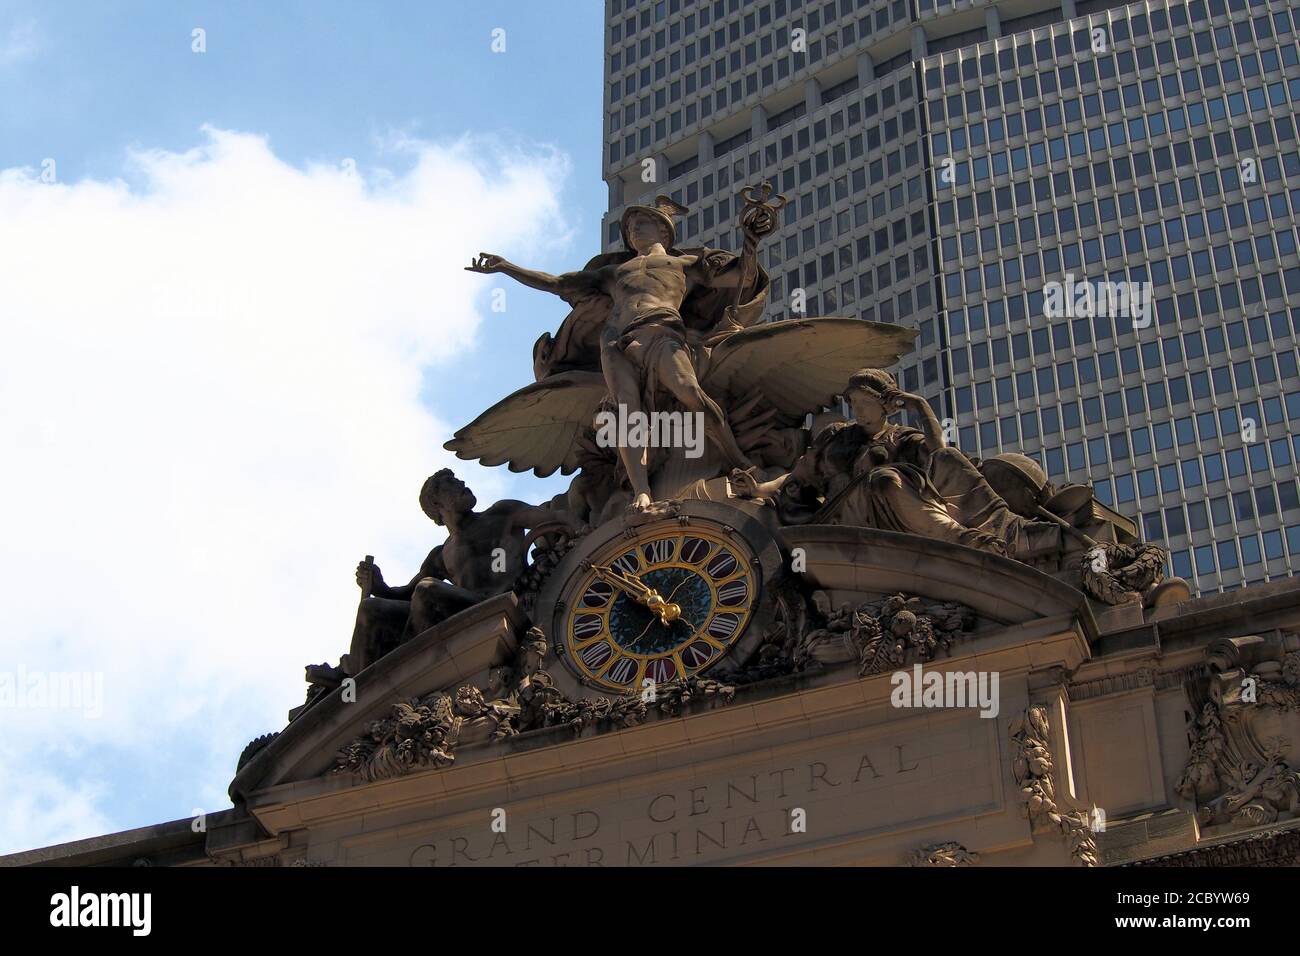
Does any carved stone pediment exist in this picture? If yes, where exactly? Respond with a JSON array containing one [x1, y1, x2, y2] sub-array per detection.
[[797, 590, 978, 676], [779, 525, 1098, 635], [231, 515, 1113, 812]]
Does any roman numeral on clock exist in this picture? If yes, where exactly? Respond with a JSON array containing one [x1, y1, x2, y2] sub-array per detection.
[[706, 613, 741, 640], [606, 656, 638, 685], [683, 641, 715, 667], [705, 550, 738, 579], [646, 658, 677, 682], [611, 551, 640, 576], [580, 641, 613, 669], [581, 581, 614, 608], [680, 537, 711, 564], [573, 615, 604, 640], [642, 538, 676, 565], [717, 579, 748, 606]]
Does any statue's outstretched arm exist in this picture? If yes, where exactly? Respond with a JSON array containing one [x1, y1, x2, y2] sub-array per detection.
[[730, 464, 804, 501], [496, 499, 581, 534], [466, 253, 605, 299]]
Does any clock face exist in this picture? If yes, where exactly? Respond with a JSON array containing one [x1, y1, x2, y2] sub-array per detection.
[[562, 526, 758, 693]]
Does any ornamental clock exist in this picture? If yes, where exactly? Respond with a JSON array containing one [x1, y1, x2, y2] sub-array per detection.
[[539, 502, 782, 698]]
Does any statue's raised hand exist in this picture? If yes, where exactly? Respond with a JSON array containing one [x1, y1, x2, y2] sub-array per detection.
[[880, 387, 928, 413], [466, 253, 505, 274], [741, 206, 777, 241]]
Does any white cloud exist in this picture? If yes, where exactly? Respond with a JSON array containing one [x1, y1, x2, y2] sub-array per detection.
[[0, 752, 112, 856], [0, 18, 40, 67], [0, 127, 569, 854]]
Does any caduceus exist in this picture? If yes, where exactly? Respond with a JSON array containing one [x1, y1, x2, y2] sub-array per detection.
[[721, 180, 788, 332], [738, 180, 788, 233]]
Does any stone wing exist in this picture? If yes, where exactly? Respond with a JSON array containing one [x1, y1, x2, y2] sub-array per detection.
[[703, 317, 918, 417], [444, 371, 608, 477]]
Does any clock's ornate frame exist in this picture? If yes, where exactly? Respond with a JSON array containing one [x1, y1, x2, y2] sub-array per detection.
[[536, 499, 787, 700]]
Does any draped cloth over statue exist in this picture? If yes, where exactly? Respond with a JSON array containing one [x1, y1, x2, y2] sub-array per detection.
[[774, 420, 1041, 556]]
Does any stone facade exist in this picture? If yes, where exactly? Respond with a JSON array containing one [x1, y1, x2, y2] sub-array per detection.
[[10, 532, 1300, 868]]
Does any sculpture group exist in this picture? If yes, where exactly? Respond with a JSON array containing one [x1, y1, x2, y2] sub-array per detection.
[[301, 182, 1183, 706]]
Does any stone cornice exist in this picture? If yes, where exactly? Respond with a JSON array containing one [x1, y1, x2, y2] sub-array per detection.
[[1066, 660, 1211, 702], [1124, 821, 1300, 867]]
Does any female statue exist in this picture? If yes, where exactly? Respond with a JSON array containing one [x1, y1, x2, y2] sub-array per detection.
[[730, 368, 1047, 557]]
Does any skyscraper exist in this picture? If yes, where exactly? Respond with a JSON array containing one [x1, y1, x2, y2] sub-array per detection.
[[602, 0, 1300, 594]]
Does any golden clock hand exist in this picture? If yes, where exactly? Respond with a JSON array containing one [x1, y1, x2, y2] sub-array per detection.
[[630, 575, 701, 646], [592, 565, 652, 603], [595, 563, 653, 596], [631, 599, 687, 642], [615, 570, 652, 596], [646, 591, 682, 624], [592, 563, 681, 624], [645, 576, 688, 624]]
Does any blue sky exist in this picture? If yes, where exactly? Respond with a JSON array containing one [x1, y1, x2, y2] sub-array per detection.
[[1, 0, 605, 437], [0, 0, 608, 852]]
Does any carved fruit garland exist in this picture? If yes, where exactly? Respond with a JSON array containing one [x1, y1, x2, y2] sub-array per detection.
[[1009, 705, 1100, 867]]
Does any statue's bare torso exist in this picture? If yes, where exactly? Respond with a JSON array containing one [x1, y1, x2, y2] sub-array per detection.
[[431, 503, 533, 596], [602, 252, 701, 337]]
